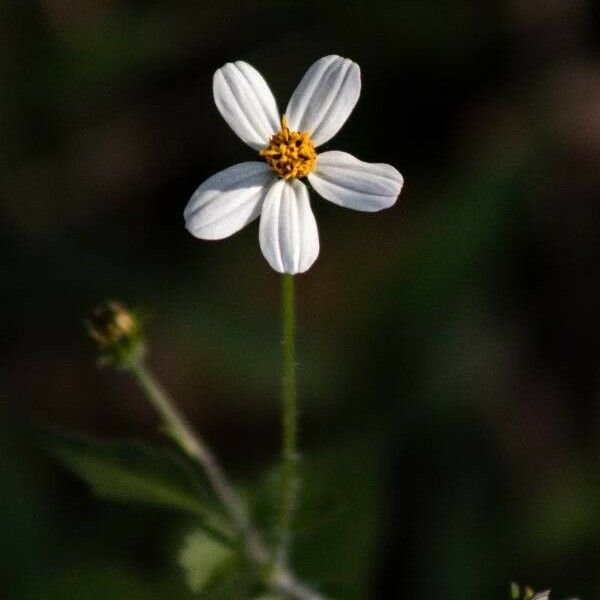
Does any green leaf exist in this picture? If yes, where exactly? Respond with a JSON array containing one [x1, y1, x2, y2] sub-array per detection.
[[178, 529, 238, 594], [38, 429, 217, 519]]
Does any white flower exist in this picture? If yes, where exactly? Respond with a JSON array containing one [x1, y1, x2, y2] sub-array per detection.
[[184, 55, 404, 274]]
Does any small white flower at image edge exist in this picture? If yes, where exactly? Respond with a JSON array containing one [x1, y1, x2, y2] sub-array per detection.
[[184, 55, 404, 274]]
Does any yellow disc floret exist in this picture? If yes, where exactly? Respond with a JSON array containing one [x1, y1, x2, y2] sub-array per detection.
[[260, 115, 317, 180]]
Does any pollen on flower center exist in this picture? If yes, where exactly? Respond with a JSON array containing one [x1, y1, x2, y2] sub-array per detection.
[[260, 115, 317, 180]]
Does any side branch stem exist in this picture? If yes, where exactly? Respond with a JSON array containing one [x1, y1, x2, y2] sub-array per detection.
[[129, 360, 268, 565]]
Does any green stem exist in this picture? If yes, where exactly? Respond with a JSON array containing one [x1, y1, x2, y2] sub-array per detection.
[[278, 273, 298, 565], [129, 359, 269, 566]]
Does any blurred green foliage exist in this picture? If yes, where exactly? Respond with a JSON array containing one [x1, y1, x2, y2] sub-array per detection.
[[2, 0, 600, 598]]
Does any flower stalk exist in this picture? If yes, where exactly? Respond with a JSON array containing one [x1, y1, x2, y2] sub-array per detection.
[[278, 273, 299, 565]]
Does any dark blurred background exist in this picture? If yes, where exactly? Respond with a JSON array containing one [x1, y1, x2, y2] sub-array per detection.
[[2, 0, 600, 598]]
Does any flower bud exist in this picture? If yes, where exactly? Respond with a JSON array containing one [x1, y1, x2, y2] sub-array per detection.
[[86, 301, 144, 366]]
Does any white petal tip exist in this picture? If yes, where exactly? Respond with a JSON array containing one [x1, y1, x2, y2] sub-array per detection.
[[309, 151, 403, 212]]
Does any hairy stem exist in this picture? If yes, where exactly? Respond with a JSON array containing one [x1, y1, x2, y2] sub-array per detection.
[[278, 273, 299, 565]]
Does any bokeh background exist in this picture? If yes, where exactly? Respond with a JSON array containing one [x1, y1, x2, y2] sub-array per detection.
[[2, 1, 600, 598]]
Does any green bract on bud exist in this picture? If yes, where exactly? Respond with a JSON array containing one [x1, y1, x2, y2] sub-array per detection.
[[86, 301, 144, 367], [511, 583, 551, 600], [512, 583, 522, 600]]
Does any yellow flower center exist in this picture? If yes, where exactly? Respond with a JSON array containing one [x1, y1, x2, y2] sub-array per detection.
[[260, 115, 317, 180]]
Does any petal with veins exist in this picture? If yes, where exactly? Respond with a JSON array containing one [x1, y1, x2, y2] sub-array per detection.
[[185, 162, 275, 240], [285, 55, 361, 146], [308, 151, 403, 212], [259, 179, 320, 274], [213, 61, 280, 150]]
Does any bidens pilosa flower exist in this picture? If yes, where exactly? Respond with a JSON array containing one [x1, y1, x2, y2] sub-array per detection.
[[184, 55, 404, 274]]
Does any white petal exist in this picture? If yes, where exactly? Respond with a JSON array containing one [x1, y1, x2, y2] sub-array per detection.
[[213, 61, 280, 150], [185, 162, 275, 240], [308, 151, 403, 212], [259, 179, 319, 274], [285, 55, 361, 146]]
